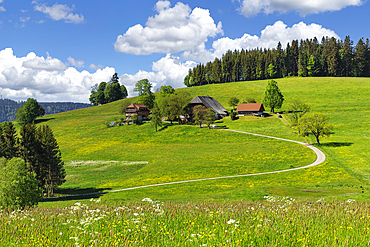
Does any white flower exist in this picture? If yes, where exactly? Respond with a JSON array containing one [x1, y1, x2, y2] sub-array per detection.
[[227, 219, 236, 224], [142, 198, 153, 203]]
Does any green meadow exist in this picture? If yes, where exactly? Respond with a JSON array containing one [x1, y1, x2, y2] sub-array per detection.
[[3, 77, 370, 246], [32, 76, 369, 206]]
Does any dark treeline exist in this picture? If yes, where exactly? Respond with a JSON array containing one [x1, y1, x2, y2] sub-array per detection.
[[0, 98, 92, 123], [184, 36, 370, 87]]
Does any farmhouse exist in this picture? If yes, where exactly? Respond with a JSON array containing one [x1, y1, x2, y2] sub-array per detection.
[[125, 103, 150, 121], [188, 96, 228, 119], [236, 103, 265, 116]]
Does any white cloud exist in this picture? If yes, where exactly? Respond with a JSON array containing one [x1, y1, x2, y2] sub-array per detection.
[[120, 54, 196, 96], [33, 2, 84, 23], [183, 21, 339, 62], [90, 64, 103, 70], [20, 17, 30, 22], [0, 48, 115, 102], [114, 0, 223, 55], [68, 57, 84, 68], [236, 0, 364, 17], [0, 6, 5, 12]]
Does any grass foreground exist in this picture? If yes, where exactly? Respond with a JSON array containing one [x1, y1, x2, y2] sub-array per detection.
[[1, 196, 369, 246]]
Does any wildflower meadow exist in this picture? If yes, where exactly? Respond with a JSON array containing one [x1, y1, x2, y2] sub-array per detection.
[[1, 196, 370, 246]]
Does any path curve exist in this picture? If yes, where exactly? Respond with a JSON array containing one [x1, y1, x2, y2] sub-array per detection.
[[50, 130, 326, 199]]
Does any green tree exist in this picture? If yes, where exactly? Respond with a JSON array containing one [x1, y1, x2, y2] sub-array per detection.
[[228, 97, 240, 110], [286, 100, 310, 127], [193, 105, 206, 128], [0, 125, 5, 158], [150, 103, 163, 132], [204, 108, 216, 129], [0, 157, 40, 210], [96, 82, 108, 105], [3, 122, 18, 160], [104, 73, 128, 102], [297, 113, 333, 145], [89, 84, 99, 106], [16, 98, 45, 124], [19, 123, 40, 176], [162, 92, 191, 125], [263, 80, 284, 113], [37, 125, 66, 197], [267, 64, 277, 78], [134, 79, 155, 109], [355, 38, 367, 77]]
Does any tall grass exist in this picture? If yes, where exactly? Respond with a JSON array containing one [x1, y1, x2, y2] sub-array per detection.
[[2, 197, 369, 246]]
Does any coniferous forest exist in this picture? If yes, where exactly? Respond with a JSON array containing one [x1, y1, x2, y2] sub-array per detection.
[[0, 99, 91, 123], [184, 36, 370, 87]]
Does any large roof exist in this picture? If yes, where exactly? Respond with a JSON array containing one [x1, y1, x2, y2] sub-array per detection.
[[189, 96, 227, 116], [236, 103, 265, 112]]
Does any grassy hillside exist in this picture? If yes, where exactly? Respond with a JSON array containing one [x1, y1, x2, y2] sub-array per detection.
[[36, 77, 370, 206]]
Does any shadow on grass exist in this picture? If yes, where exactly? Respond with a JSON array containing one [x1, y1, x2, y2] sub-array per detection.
[[321, 142, 354, 147], [40, 187, 112, 202], [158, 124, 170, 132], [35, 118, 55, 124]]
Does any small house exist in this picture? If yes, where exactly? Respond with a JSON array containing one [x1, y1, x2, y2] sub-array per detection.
[[125, 103, 150, 121], [188, 96, 228, 119], [236, 103, 265, 116]]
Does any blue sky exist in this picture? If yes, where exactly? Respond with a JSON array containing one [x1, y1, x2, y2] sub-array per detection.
[[0, 0, 368, 102]]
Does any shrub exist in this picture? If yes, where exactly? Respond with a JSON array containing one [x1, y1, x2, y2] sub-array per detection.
[[0, 158, 40, 210]]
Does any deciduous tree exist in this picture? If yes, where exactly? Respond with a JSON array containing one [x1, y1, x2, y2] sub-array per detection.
[[16, 98, 45, 124], [263, 80, 284, 113], [228, 97, 239, 110], [150, 103, 163, 132], [286, 100, 310, 127], [297, 113, 333, 145], [0, 157, 40, 210]]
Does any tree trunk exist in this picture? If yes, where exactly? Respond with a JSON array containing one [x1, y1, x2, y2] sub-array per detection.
[[315, 135, 321, 145]]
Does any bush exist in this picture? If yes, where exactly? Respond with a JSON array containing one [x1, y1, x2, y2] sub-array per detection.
[[0, 158, 40, 210]]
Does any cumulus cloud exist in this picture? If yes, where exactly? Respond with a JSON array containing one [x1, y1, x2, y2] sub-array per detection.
[[89, 64, 103, 70], [67, 57, 84, 68], [0, 6, 5, 12], [33, 2, 84, 23], [183, 20, 339, 62], [120, 54, 196, 96], [236, 0, 364, 17], [0, 48, 115, 102], [114, 0, 223, 55]]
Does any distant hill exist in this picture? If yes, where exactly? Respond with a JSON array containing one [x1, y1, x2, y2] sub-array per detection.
[[0, 98, 92, 123]]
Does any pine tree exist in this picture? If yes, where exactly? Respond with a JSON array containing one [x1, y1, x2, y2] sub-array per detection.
[[3, 122, 18, 160], [355, 38, 367, 77], [19, 123, 41, 176], [0, 125, 5, 158], [342, 36, 353, 77], [37, 125, 66, 197]]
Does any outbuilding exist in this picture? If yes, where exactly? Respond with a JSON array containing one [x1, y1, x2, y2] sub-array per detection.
[[236, 103, 265, 116]]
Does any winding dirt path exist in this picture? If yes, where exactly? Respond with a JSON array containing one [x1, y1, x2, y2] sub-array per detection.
[[51, 130, 326, 199]]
